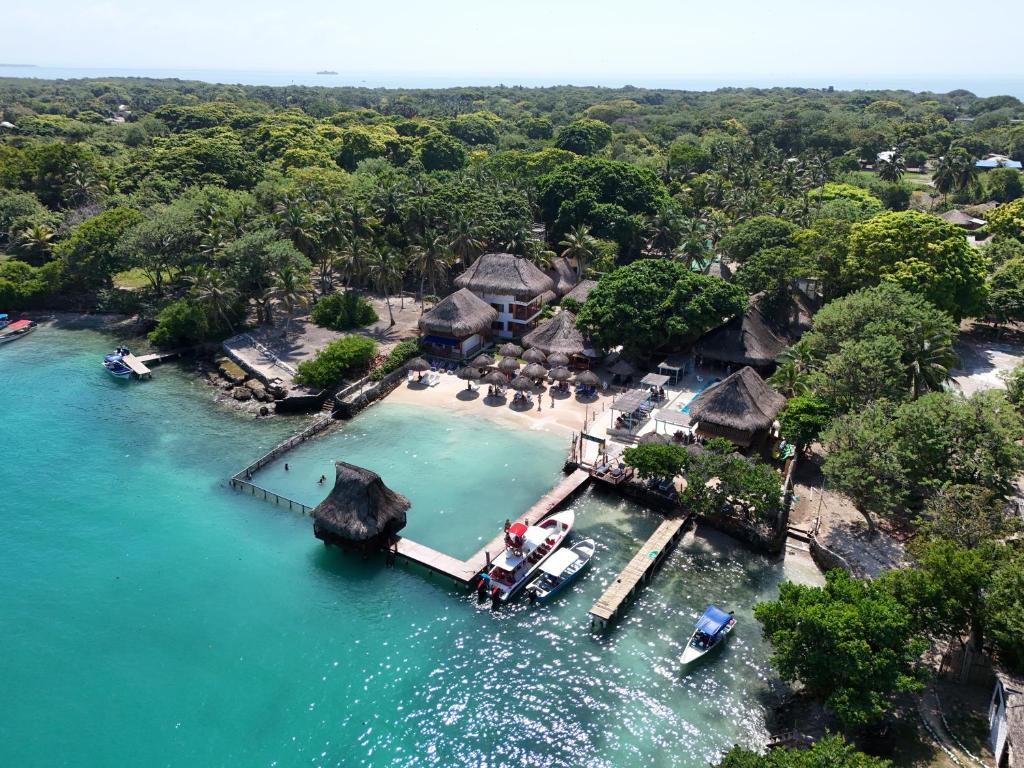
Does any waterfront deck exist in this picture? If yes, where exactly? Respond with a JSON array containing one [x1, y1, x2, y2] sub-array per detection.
[[589, 516, 688, 630], [392, 468, 592, 585], [121, 353, 152, 378]]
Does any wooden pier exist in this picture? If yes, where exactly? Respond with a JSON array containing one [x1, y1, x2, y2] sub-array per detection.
[[588, 516, 688, 630], [121, 353, 152, 379], [391, 468, 592, 585]]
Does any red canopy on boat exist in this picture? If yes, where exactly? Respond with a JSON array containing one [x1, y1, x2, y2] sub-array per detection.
[[508, 522, 527, 537], [7, 320, 31, 330]]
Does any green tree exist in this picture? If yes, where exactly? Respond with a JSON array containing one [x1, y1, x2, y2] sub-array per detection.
[[56, 207, 144, 290], [553, 118, 613, 155], [409, 231, 452, 303], [754, 570, 926, 731], [186, 266, 239, 334], [576, 259, 746, 358], [622, 443, 687, 480], [1004, 363, 1024, 407], [986, 198, 1024, 241], [778, 393, 833, 449], [12, 221, 56, 265], [148, 298, 210, 348], [987, 552, 1024, 672], [558, 224, 598, 281], [876, 147, 906, 183], [419, 131, 467, 171], [985, 167, 1024, 203], [310, 292, 378, 331], [716, 735, 891, 768], [718, 215, 800, 263], [844, 210, 988, 319], [366, 248, 405, 326], [267, 264, 313, 334]]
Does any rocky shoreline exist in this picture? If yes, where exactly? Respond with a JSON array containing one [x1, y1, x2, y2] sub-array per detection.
[[198, 356, 289, 417]]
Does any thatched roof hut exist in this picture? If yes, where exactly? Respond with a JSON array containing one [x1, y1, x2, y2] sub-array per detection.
[[522, 311, 586, 357], [562, 279, 597, 306], [688, 366, 785, 447], [312, 462, 410, 549], [546, 257, 578, 297], [418, 288, 497, 339], [697, 296, 788, 372], [455, 253, 555, 301]]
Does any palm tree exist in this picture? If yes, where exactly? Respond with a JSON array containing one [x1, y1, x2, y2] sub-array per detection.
[[448, 216, 485, 266], [266, 265, 313, 335], [559, 224, 598, 281], [767, 359, 811, 398], [678, 218, 712, 271], [187, 266, 238, 333], [366, 249, 404, 327], [905, 321, 958, 398], [932, 155, 956, 203], [274, 199, 318, 260], [877, 148, 906, 183], [409, 231, 452, 307], [645, 205, 683, 257], [14, 222, 56, 264]]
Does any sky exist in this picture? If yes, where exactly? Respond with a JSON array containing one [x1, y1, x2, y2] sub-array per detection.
[[4, 0, 1024, 84]]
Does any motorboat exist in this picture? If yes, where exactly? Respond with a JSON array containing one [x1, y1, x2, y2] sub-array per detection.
[[0, 318, 36, 343], [680, 605, 736, 665], [103, 347, 133, 379], [526, 538, 595, 604], [483, 510, 575, 602]]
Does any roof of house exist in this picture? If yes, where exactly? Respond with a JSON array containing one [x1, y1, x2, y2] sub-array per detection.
[[522, 310, 586, 356], [688, 366, 786, 434], [697, 295, 789, 368], [562, 279, 598, 305], [940, 209, 986, 227], [418, 288, 498, 338], [546, 257, 578, 297], [311, 462, 410, 543], [454, 253, 555, 300], [976, 154, 1023, 170]]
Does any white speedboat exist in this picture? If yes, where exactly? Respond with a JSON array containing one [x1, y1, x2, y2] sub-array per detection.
[[526, 538, 595, 604], [0, 318, 36, 344], [484, 510, 574, 602], [680, 605, 736, 665], [103, 347, 133, 379]]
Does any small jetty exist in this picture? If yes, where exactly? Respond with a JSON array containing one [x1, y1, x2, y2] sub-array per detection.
[[121, 352, 152, 379], [391, 468, 591, 585], [588, 516, 688, 630]]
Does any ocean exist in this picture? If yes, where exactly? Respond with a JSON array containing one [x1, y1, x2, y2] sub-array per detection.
[[0, 324, 815, 767]]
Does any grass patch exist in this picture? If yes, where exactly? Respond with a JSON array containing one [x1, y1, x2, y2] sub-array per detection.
[[112, 268, 151, 289]]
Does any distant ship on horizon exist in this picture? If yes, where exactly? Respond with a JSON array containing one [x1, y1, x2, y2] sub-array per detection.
[[316, 70, 338, 75]]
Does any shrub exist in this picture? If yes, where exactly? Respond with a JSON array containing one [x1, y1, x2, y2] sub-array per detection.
[[370, 339, 420, 381], [148, 298, 209, 348], [294, 336, 377, 389], [310, 292, 378, 331]]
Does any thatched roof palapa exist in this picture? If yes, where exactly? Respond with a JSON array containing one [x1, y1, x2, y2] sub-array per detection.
[[522, 311, 586, 357], [697, 296, 788, 370], [562, 279, 597, 306], [455, 253, 555, 300], [312, 462, 410, 548], [419, 288, 497, 339], [688, 367, 785, 445], [546, 257, 578, 297]]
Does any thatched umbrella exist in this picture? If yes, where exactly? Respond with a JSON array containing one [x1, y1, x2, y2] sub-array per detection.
[[638, 432, 672, 445], [498, 357, 521, 374], [509, 375, 534, 391], [312, 462, 410, 549], [483, 370, 508, 386], [471, 353, 495, 368], [523, 362, 548, 379], [609, 359, 636, 377], [498, 342, 523, 357], [406, 356, 431, 372], [457, 366, 482, 389], [523, 348, 547, 364], [547, 352, 570, 368], [549, 366, 572, 381], [575, 370, 600, 387]]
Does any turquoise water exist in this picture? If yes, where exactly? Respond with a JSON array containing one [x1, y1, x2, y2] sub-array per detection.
[[1, 325, 806, 767]]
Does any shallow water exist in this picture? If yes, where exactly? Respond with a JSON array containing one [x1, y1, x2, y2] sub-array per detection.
[[1, 325, 806, 767]]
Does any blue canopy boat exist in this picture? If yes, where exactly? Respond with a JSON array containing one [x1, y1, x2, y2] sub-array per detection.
[[680, 605, 736, 665], [103, 347, 133, 379]]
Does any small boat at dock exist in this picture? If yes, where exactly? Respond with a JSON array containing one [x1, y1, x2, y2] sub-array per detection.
[[482, 510, 574, 603], [0, 317, 36, 344], [103, 347, 133, 379], [680, 605, 736, 665], [526, 538, 595, 604]]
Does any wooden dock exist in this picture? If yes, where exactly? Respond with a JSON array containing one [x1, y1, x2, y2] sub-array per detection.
[[588, 516, 688, 630], [121, 353, 152, 379], [391, 468, 592, 585]]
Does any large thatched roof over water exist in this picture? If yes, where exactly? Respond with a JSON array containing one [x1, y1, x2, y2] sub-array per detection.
[[522, 311, 586, 356], [312, 462, 410, 547], [419, 288, 497, 338], [697, 295, 788, 369], [689, 366, 785, 442], [455, 253, 555, 300]]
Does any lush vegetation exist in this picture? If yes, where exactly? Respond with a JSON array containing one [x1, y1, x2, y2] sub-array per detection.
[[293, 336, 377, 389], [717, 735, 890, 768], [370, 339, 420, 381], [310, 291, 378, 331]]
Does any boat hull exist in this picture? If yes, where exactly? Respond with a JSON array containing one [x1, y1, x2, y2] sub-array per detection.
[[488, 510, 575, 602], [0, 325, 35, 344], [532, 539, 595, 603], [680, 619, 735, 666]]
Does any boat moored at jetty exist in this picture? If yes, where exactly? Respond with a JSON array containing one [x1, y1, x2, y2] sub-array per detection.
[[103, 347, 133, 379], [483, 510, 574, 602], [0, 318, 36, 344], [680, 605, 736, 665], [526, 538, 595, 604]]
